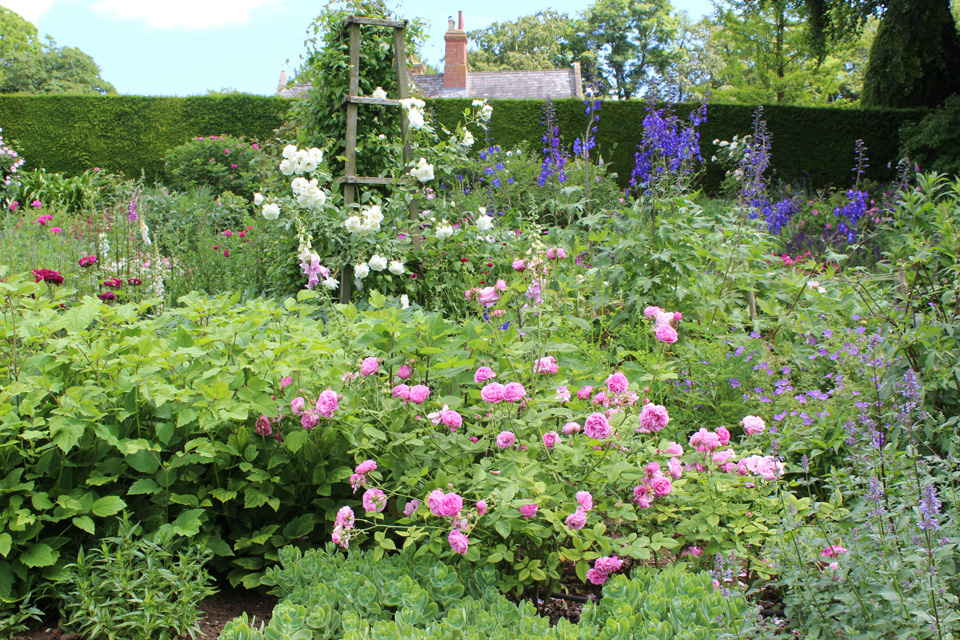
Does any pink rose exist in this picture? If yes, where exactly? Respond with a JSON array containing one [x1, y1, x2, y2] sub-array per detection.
[[301, 412, 319, 429], [638, 403, 670, 433], [756, 456, 783, 481], [663, 442, 684, 456], [650, 476, 673, 497], [403, 499, 421, 516], [335, 505, 355, 529], [481, 382, 505, 403], [743, 415, 766, 435], [315, 389, 339, 417], [438, 492, 463, 517], [448, 529, 470, 554], [584, 413, 611, 439], [673, 312, 683, 323], [592, 391, 607, 405], [360, 357, 380, 376], [280, 376, 293, 389], [428, 489, 445, 516], [577, 386, 594, 400], [562, 421, 581, 434], [474, 366, 496, 383], [534, 356, 559, 374], [475, 286, 499, 307], [476, 499, 488, 515], [690, 428, 720, 452], [496, 431, 516, 448], [717, 425, 731, 446], [255, 415, 272, 437], [355, 460, 377, 475], [828, 561, 840, 571], [543, 431, 560, 449], [606, 371, 629, 394], [655, 324, 678, 344], [586, 568, 609, 585], [643, 306, 662, 320], [667, 457, 684, 479], [518, 503, 538, 519], [712, 449, 735, 465], [687, 546, 704, 558], [502, 382, 526, 403], [512, 259, 527, 272], [593, 556, 623, 575], [821, 545, 849, 558], [291, 397, 306, 415], [566, 510, 587, 530], [576, 491, 593, 512], [397, 363, 413, 380], [644, 461, 661, 476], [407, 385, 430, 404], [362, 488, 387, 512], [495, 278, 507, 291], [392, 384, 410, 400], [441, 409, 463, 431], [654, 310, 675, 327], [556, 385, 571, 402]]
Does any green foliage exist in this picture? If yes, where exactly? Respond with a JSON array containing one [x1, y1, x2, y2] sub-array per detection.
[[9, 167, 123, 213], [220, 545, 751, 640], [0, 6, 41, 70], [861, 0, 960, 108], [1, 38, 116, 95], [0, 94, 289, 179], [467, 10, 580, 71], [899, 94, 960, 175], [56, 514, 216, 640], [161, 134, 266, 199]]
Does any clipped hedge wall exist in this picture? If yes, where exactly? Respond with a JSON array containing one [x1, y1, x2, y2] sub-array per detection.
[[0, 94, 289, 180], [0, 94, 927, 192], [433, 99, 929, 192]]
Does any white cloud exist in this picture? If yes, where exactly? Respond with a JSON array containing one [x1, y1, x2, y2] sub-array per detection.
[[2, 0, 56, 23], [89, 0, 281, 30]]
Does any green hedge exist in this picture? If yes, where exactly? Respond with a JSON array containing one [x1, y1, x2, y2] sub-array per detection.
[[0, 94, 289, 179], [0, 94, 927, 192], [433, 99, 929, 192]]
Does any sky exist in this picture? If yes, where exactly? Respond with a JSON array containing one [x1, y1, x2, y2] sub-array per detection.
[[4, 0, 715, 96]]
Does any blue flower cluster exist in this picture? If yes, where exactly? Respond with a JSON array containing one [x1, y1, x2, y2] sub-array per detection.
[[538, 100, 568, 186], [629, 92, 708, 191]]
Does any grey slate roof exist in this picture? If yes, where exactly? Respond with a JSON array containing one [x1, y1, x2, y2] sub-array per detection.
[[275, 65, 583, 100]]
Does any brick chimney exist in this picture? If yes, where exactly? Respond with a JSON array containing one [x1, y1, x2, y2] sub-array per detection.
[[444, 11, 467, 89]]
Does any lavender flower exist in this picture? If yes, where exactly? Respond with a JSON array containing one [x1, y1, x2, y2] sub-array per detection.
[[918, 484, 941, 531]]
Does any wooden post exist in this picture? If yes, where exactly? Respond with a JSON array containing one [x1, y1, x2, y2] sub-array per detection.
[[339, 21, 362, 305], [393, 24, 419, 250]]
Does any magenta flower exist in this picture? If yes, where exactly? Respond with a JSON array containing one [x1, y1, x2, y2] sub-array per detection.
[[576, 386, 594, 400], [576, 491, 593, 512], [637, 403, 670, 433], [512, 259, 527, 271], [655, 324, 678, 344], [584, 413, 611, 440], [448, 529, 470, 554], [586, 568, 608, 585], [643, 305, 662, 320], [542, 431, 560, 449], [650, 476, 673, 497], [441, 408, 463, 431], [481, 382, 505, 403], [255, 415, 272, 436], [667, 457, 684, 478], [821, 545, 849, 558], [476, 499, 488, 515], [301, 412, 320, 429], [438, 492, 463, 517], [290, 397, 305, 415], [397, 363, 413, 380], [362, 488, 387, 513], [474, 366, 496, 383], [562, 421, 581, 434], [518, 503, 538, 519], [566, 510, 587, 530], [428, 489, 445, 516], [689, 428, 721, 452], [280, 376, 293, 389], [606, 371, 629, 394], [594, 556, 623, 575], [355, 459, 377, 475], [403, 499, 421, 516], [407, 384, 430, 404], [392, 384, 410, 400], [662, 442, 683, 456], [49, 226, 62, 234], [360, 356, 380, 376], [534, 356, 559, 374], [78, 255, 97, 268], [31, 200, 42, 208], [555, 385, 571, 402], [315, 389, 339, 417], [496, 431, 516, 448], [717, 425, 731, 445], [502, 382, 526, 403]]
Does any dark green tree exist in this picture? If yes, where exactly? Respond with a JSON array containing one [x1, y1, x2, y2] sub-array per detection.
[[467, 10, 579, 71], [1, 39, 116, 94], [861, 0, 960, 107]]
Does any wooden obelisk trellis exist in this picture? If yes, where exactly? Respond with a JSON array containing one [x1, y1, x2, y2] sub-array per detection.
[[337, 15, 418, 303]]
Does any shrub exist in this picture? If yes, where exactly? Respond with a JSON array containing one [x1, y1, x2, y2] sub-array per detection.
[[56, 514, 216, 640], [900, 93, 960, 175], [161, 134, 265, 199]]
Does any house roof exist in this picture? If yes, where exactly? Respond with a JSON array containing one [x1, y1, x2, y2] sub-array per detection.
[[275, 64, 583, 101]]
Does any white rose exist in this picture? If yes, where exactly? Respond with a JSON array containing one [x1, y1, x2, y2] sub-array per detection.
[[400, 97, 425, 110], [354, 263, 370, 279], [472, 99, 486, 107], [279, 158, 297, 175], [344, 216, 364, 233], [368, 254, 388, 271], [359, 220, 379, 235], [298, 157, 319, 173], [407, 108, 425, 130], [480, 104, 493, 121], [372, 86, 388, 100], [261, 203, 280, 220], [388, 260, 405, 275], [282, 144, 298, 159], [298, 186, 326, 208], [435, 224, 454, 240], [476, 215, 494, 231], [322, 276, 339, 290], [462, 129, 475, 147], [364, 205, 383, 224], [291, 177, 309, 195], [400, 294, 410, 309], [410, 157, 434, 182], [253, 192, 264, 205]]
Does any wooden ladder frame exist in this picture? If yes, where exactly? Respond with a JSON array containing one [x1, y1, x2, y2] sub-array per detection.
[[337, 15, 419, 303]]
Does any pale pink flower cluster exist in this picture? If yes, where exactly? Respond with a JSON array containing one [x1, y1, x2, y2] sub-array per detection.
[[633, 461, 674, 508], [637, 403, 670, 433], [481, 381, 526, 403], [428, 404, 463, 432], [645, 305, 682, 344], [556, 385, 571, 402], [496, 431, 516, 448], [332, 506, 355, 548], [362, 488, 387, 513], [586, 555, 623, 585], [742, 415, 766, 435], [403, 499, 421, 516], [427, 489, 475, 555], [290, 389, 340, 429], [562, 421, 581, 434], [465, 279, 507, 307], [737, 455, 784, 481], [545, 247, 567, 260], [350, 459, 377, 492], [583, 413, 611, 439], [689, 427, 726, 452], [565, 490, 593, 531], [534, 355, 559, 374], [821, 545, 849, 558], [391, 384, 431, 404]]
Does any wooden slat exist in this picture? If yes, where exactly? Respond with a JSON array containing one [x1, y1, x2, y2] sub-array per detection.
[[393, 26, 419, 249], [341, 95, 402, 107], [337, 175, 395, 185], [345, 16, 407, 28]]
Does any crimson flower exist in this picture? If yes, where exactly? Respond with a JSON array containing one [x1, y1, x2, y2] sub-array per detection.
[[33, 269, 64, 285]]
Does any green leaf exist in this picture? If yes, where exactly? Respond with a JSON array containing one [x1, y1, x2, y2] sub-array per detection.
[[284, 430, 309, 454], [128, 478, 161, 495], [21, 543, 57, 568], [0, 533, 11, 557], [126, 449, 160, 474], [91, 495, 126, 517], [172, 509, 204, 537], [72, 516, 95, 534], [283, 514, 315, 539]]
